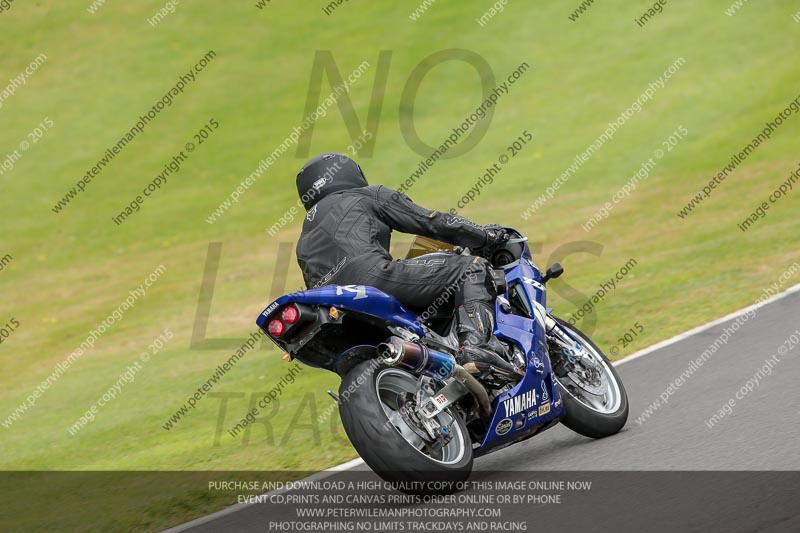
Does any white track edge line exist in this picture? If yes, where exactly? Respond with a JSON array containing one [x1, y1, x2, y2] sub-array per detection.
[[613, 282, 800, 366]]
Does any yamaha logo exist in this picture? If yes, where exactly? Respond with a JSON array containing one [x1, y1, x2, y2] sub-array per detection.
[[503, 389, 537, 417]]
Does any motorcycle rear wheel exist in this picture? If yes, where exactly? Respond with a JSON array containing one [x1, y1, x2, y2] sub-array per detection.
[[338, 360, 473, 493]]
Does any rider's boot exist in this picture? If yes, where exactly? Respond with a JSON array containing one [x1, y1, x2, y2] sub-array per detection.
[[455, 301, 520, 381]]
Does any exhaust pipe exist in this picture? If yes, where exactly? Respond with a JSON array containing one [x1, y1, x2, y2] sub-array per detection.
[[451, 365, 492, 419], [378, 336, 492, 418], [378, 336, 456, 379]]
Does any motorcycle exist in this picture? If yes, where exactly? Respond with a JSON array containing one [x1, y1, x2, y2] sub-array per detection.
[[256, 228, 628, 489]]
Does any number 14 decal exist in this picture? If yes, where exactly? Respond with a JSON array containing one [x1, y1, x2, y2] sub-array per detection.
[[336, 285, 368, 300]]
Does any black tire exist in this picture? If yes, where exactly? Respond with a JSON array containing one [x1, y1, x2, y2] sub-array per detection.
[[553, 318, 629, 439], [338, 360, 473, 493]]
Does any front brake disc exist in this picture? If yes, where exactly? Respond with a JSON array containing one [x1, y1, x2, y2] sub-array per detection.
[[566, 361, 608, 396]]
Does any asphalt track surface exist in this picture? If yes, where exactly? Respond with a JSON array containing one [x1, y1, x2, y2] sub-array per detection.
[[170, 287, 800, 532]]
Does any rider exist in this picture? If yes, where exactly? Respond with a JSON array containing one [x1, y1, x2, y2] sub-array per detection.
[[294, 152, 518, 381]]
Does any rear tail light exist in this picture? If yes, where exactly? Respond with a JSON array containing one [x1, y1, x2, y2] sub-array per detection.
[[264, 303, 316, 339], [281, 305, 300, 324], [268, 318, 286, 337]]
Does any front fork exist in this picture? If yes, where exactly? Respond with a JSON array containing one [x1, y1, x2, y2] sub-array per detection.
[[545, 316, 606, 395], [545, 315, 587, 367]]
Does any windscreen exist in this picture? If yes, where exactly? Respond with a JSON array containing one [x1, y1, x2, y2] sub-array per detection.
[[404, 236, 455, 259]]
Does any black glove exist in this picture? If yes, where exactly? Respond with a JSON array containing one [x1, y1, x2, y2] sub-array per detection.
[[482, 224, 509, 251]]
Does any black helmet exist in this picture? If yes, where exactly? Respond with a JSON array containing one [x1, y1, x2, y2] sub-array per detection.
[[296, 153, 367, 211]]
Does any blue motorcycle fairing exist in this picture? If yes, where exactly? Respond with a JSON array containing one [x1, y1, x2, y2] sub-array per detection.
[[257, 284, 425, 336], [476, 258, 565, 453]]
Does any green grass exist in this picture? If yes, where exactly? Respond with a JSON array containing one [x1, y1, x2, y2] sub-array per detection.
[[1, 0, 799, 530]]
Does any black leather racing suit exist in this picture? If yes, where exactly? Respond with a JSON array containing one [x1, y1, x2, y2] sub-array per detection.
[[295, 185, 497, 317]]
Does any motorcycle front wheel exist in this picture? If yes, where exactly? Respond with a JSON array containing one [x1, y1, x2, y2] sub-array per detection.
[[338, 359, 473, 492], [551, 318, 629, 438]]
